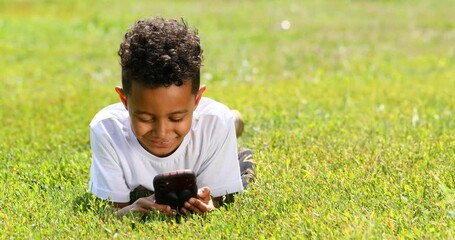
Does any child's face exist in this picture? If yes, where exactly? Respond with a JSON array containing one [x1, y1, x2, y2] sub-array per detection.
[[117, 81, 204, 157]]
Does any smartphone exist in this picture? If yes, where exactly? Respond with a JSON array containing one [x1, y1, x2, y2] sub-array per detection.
[[153, 170, 198, 210]]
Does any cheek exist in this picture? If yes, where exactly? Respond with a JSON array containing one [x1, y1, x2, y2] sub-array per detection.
[[175, 119, 192, 136], [131, 121, 151, 137]]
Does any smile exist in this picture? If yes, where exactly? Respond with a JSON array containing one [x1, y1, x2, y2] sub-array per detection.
[[150, 139, 172, 148]]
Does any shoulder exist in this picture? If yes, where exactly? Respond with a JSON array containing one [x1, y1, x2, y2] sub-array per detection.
[[194, 97, 234, 126], [90, 102, 129, 135]]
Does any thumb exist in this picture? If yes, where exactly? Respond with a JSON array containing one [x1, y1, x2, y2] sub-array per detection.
[[198, 186, 211, 201]]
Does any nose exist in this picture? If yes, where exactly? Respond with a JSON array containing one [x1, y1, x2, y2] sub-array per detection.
[[153, 119, 167, 138]]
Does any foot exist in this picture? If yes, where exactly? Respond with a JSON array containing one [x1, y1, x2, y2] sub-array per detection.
[[231, 109, 244, 138]]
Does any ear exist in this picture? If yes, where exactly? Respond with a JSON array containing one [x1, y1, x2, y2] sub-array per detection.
[[115, 86, 128, 110], [194, 85, 206, 108]]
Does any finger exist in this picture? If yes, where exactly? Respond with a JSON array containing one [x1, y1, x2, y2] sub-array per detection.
[[136, 198, 174, 216], [184, 198, 205, 215], [146, 194, 155, 201], [180, 207, 189, 216], [132, 198, 155, 213], [152, 204, 175, 216], [129, 205, 151, 215], [183, 201, 202, 215]]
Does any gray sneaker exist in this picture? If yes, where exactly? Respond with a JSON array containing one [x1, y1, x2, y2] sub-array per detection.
[[238, 149, 255, 189]]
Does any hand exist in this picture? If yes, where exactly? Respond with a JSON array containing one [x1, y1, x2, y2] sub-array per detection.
[[180, 186, 215, 216], [115, 195, 176, 218]]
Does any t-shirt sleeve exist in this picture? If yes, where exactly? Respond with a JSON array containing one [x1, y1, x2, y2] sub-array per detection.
[[196, 114, 244, 197], [88, 123, 130, 203]]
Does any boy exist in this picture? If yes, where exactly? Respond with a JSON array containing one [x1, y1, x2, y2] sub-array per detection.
[[88, 17, 253, 218]]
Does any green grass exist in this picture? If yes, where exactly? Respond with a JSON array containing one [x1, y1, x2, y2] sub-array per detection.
[[1, 0, 454, 238]]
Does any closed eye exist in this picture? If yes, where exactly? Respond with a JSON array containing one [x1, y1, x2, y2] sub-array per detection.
[[134, 114, 154, 122], [169, 118, 183, 122], [138, 117, 154, 122]]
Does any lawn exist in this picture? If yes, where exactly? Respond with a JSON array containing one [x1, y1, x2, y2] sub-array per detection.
[[0, 0, 454, 238]]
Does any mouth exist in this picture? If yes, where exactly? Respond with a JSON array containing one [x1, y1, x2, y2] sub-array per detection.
[[149, 139, 172, 148]]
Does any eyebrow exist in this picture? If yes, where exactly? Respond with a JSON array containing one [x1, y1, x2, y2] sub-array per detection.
[[133, 110, 189, 116]]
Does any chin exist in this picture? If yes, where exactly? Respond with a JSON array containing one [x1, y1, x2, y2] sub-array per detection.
[[149, 147, 176, 158]]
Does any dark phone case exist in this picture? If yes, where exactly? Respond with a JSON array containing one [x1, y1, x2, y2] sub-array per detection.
[[153, 170, 198, 210]]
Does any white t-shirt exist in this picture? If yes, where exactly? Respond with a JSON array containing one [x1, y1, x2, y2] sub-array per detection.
[[88, 97, 243, 203]]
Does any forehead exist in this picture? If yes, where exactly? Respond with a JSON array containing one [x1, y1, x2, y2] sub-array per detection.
[[128, 81, 195, 114]]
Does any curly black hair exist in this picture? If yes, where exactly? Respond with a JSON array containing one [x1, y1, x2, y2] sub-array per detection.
[[118, 17, 203, 96]]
